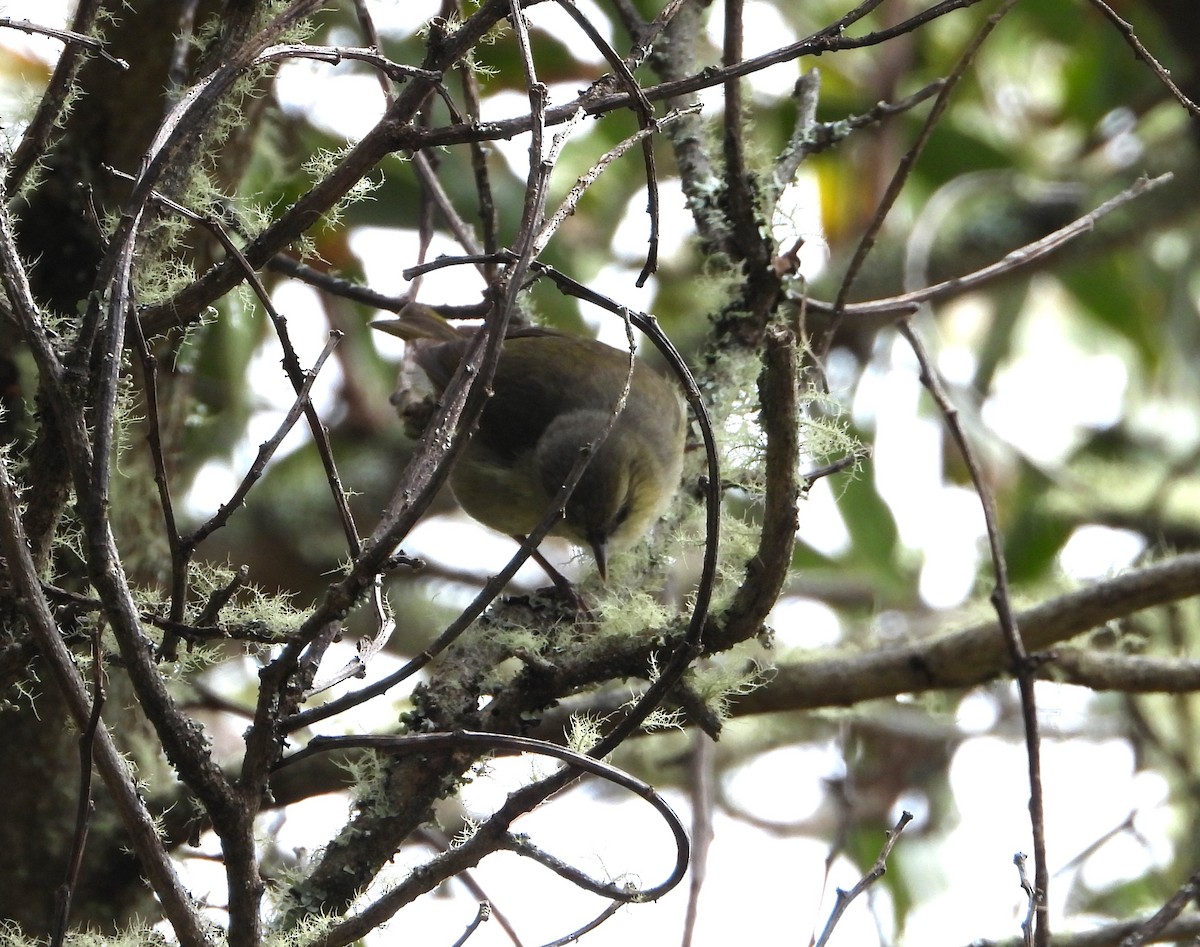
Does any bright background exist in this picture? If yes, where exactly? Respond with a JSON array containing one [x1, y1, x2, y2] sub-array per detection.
[[3, 1, 1199, 944]]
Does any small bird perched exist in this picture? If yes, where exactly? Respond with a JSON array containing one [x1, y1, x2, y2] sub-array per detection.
[[372, 306, 686, 580]]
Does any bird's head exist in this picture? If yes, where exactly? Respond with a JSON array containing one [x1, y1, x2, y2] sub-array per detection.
[[535, 411, 671, 581]]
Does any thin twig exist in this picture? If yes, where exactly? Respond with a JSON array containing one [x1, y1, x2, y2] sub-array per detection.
[[799, 173, 1173, 318], [127, 307, 189, 659], [1053, 813, 1136, 879], [255, 41, 449, 86], [415, 826, 528, 947], [1015, 853, 1036, 947], [1086, 0, 1200, 120], [304, 575, 395, 696], [142, 613, 290, 644], [821, 0, 1020, 359], [802, 451, 865, 488], [539, 903, 623, 947], [352, 0, 390, 97], [722, 0, 752, 255], [535, 105, 700, 255], [166, 0, 201, 103], [196, 564, 250, 625], [50, 630, 106, 947], [458, 59, 500, 265], [267, 253, 489, 320], [681, 730, 715, 947], [404, 251, 514, 279], [0, 16, 128, 68], [897, 318, 1049, 946], [614, 0, 673, 62], [5, 0, 113, 192], [412, 150, 487, 259], [777, 77, 946, 179], [773, 68, 823, 197], [555, 0, 662, 284]]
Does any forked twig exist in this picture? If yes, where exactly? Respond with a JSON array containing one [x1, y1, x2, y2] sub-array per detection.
[[183, 331, 343, 549], [1014, 853, 1036, 947], [449, 901, 492, 947], [106, 165, 363, 556], [813, 810, 914, 947], [535, 105, 699, 256]]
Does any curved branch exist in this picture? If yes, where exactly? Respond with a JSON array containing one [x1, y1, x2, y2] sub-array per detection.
[[285, 730, 689, 947]]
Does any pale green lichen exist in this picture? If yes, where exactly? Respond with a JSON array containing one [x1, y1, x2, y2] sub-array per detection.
[[566, 712, 606, 755], [300, 145, 382, 236], [449, 814, 482, 849], [0, 919, 175, 947]]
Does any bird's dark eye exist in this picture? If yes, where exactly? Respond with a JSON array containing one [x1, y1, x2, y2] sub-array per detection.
[[614, 500, 632, 526]]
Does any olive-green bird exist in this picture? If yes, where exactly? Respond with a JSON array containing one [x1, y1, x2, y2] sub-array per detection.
[[372, 306, 685, 580]]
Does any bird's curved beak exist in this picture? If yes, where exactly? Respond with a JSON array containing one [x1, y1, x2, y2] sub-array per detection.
[[590, 536, 609, 583]]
